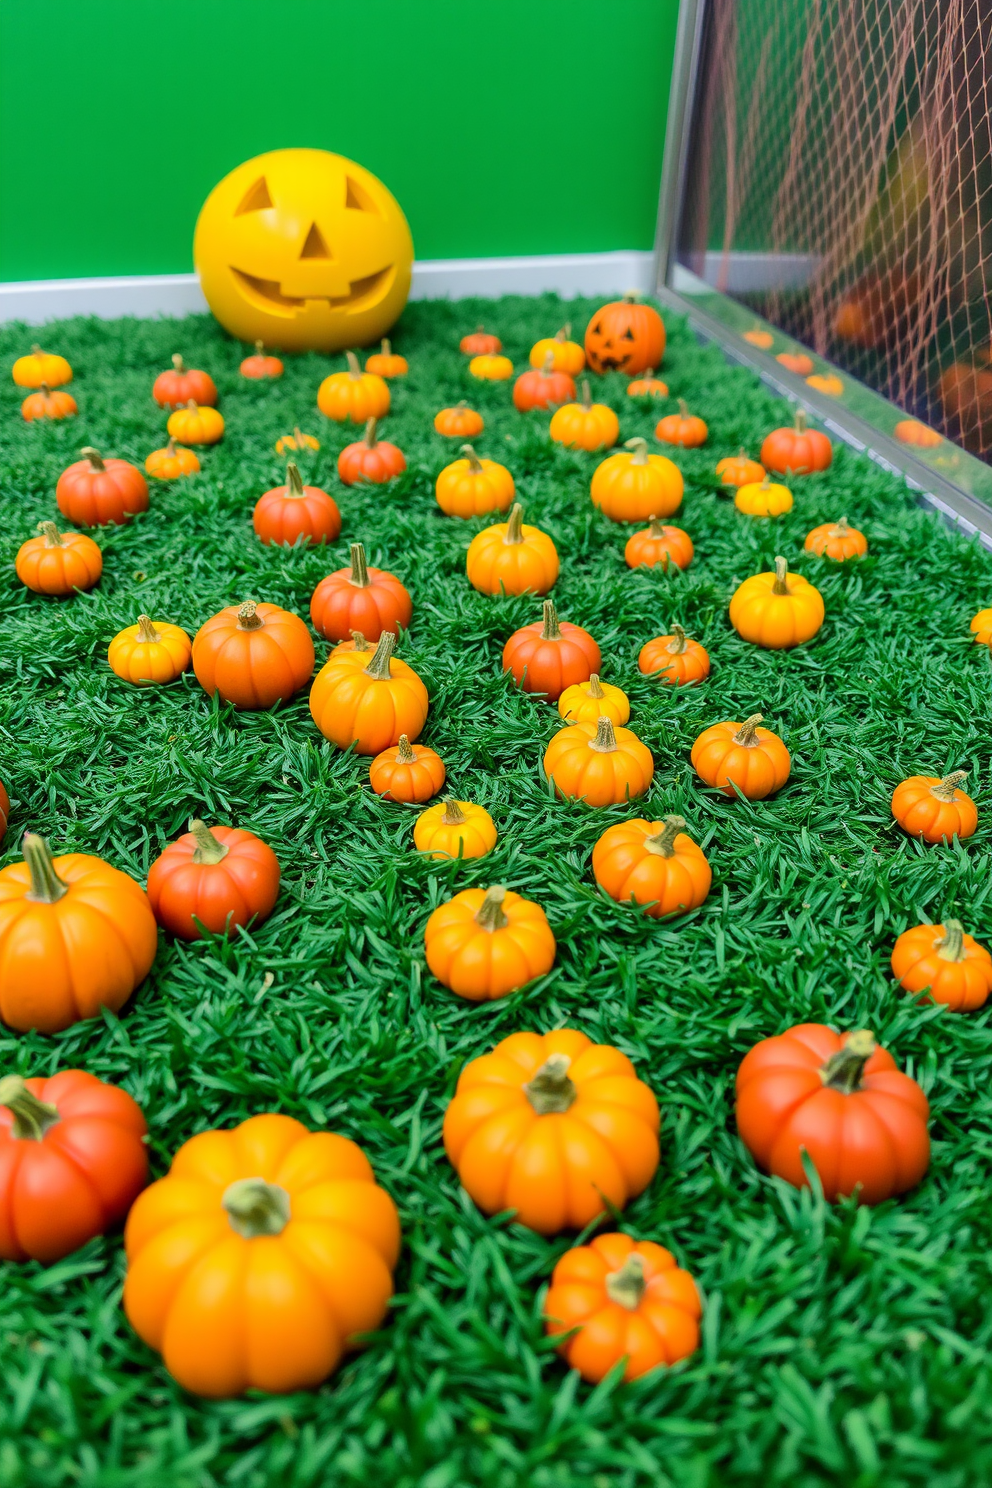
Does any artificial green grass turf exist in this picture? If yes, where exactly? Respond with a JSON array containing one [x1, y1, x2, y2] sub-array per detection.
[[1, 293, 992, 1488]]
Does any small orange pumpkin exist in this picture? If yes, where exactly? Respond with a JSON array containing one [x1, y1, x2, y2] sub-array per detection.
[[469, 353, 514, 381], [152, 355, 218, 408], [512, 353, 576, 412], [275, 427, 320, 455], [21, 384, 77, 421], [337, 419, 407, 485], [761, 410, 832, 475], [529, 324, 585, 375], [691, 714, 791, 800], [56, 447, 150, 527], [16, 522, 102, 596], [776, 351, 814, 376], [729, 557, 825, 649], [434, 402, 484, 438], [145, 438, 200, 480], [167, 401, 224, 446], [460, 327, 502, 356], [365, 338, 408, 377], [253, 463, 341, 547], [716, 450, 765, 488], [590, 438, 683, 522], [624, 518, 693, 570], [369, 735, 446, 803], [544, 717, 654, 807], [310, 543, 412, 643], [317, 352, 390, 423], [424, 886, 556, 1002], [592, 815, 711, 918], [12, 345, 73, 388], [502, 599, 601, 700], [192, 601, 314, 710], [309, 632, 429, 755], [891, 772, 977, 844], [638, 626, 710, 686], [891, 920, 992, 1012], [548, 380, 619, 451], [970, 608, 992, 646], [239, 340, 283, 379], [108, 615, 192, 686], [627, 369, 669, 398], [585, 297, 665, 375], [804, 516, 868, 561], [558, 674, 629, 726], [656, 399, 708, 448], [436, 445, 515, 518], [466, 503, 559, 596], [894, 419, 941, 448]]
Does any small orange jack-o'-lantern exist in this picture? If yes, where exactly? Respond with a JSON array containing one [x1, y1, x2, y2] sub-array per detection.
[[584, 296, 666, 375], [194, 148, 414, 354]]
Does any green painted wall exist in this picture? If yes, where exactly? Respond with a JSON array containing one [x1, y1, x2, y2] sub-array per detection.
[[0, 0, 679, 283]]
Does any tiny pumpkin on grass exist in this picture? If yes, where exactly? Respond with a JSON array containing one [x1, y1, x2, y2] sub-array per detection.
[[970, 607, 992, 646], [691, 714, 790, 800], [145, 438, 200, 480], [434, 402, 484, 438], [592, 815, 711, 917], [735, 472, 793, 518], [192, 600, 314, 710], [239, 340, 283, 379], [469, 353, 514, 381], [413, 798, 497, 860], [627, 369, 669, 398], [253, 462, 341, 547], [544, 717, 654, 807], [337, 418, 406, 485], [890, 771, 976, 843], [436, 445, 515, 518], [804, 516, 868, 560], [317, 351, 390, 422], [656, 399, 708, 448], [466, 503, 559, 596], [890, 920, 992, 1012], [108, 615, 192, 686], [460, 326, 502, 356], [502, 599, 601, 700], [425, 885, 555, 1002], [548, 380, 619, 451], [275, 426, 320, 455], [309, 631, 429, 755], [590, 438, 683, 522], [152, 354, 218, 408], [624, 518, 693, 570], [729, 556, 825, 648], [365, 338, 408, 377], [147, 820, 280, 941], [21, 384, 77, 421], [12, 345, 73, 388], [512, 352, 576, 412], [16, 522, 102, 596], [760, 409, 832, 475], [56, 447, 150, 527], [530, 324, 585, 375], [369, 735, 446, 803], [716, 450, 765, 488], [167, 400, 224, 446], [558, 674, 630, 726], [638, 625, 710, 686], [310, 542, 412, 642]]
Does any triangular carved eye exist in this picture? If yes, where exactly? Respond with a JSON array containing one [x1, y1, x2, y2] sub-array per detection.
[[345, 176, 378, 214], [300, 222, 331, 259], [235, 177, 273, 214]]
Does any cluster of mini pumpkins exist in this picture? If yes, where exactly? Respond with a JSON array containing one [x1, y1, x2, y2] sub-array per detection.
[[3, 300, 991, 1399]]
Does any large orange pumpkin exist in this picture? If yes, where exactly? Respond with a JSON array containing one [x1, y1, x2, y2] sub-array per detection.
[[309, 631, 429, 754], [584, 297, 665, 375], [192, 601, 314, 709], [56, 448, 149, 527]]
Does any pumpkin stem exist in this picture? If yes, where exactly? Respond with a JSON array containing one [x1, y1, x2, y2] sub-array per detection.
[[540, 599, 562, 641], [622, 291, 640, 303], [931, 771, 967, 801], [172, 354, 185, 373], [184, 399, 199, 411], [460, 444, 484, 474], [381, 338, 391, 356], [349, 629, 372, 651], [733, 714, 764, 746], [759, 472, 772, 491], [937, 920, 965, 962], [39, 382, 51, 397], [588, 717, 619, 754], [625, 437, 649, 466], [557, 324, 571, 342], [0, 1076, 60, 1141], [31, 344, 43, 356], [580, 379, 592, 410], [135, 614, 161, 644], [834, 516, 850, 534], [587, 673, 605, 699], [474, 884, 509, 932], [820, 1030, 876, 1093], [80, 446, 105, 472], [346, 351, 362, 379], [293, 426, 306, 448], [667, 624, 688, 654], [678, 398, 689, 418], [605, 1253, 647, 1310], [542, 351, 555, 375], [440, 798, 468, 825], [237, 601, 263, 631], [188, 819, 230, 865], [772, 556, 789, 595], [504, 504, 525, 545], [363, 418, 378, 449], [396, 733, 416, 763], [648, 516, 666, 538], [255, 339, 264, 355], [795, 409, 808, 433], [222, 1177, 291, 1238], [22, 833, 68, 904], [37, 521, 64, 547], [285, 462, 305, 498], [524, 1053, 577, 1114], [165, 437, 178, 456], [645, 815, 686, 858], [364, 631, 396, 681], [349, 543, 371, 588]]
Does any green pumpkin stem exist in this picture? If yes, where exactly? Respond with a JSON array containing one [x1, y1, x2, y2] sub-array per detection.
[[346, 351, 362, 378], [667, 624, 688, 654], [625, 437, 650, 466], [381, 338, 391, 356], [524, 1053, 577, 1114], [733, 714, 764, 746], [135, 615, 160, 644], [22, 833, 68, 904], [833, 516, 851, 534], [580, 379, 592, 410], [440, 798, 468, 825], [504, 504, 525, 545], [222, 1177, 291, 1238], [647, 515, 667, 538], [937, 921, 965, 961], [38, 521, 64, 547], [349, 543, 371, 588], [820, 1030, 876, 1094], [588, 716, 619, 753], [474, 884, 508, 932], [645, 815, 687, 858], [396, 733, 416, 763], [540, 599, 562, 641], [678, 398, 689, 419], [605, 1253, 647, 1310], [795, 409, 808, 433], [172, 354, 185, 373], [349, 629, 372, 651], [931, 771, 967, 801], [80, 446, 105, 471], [460, 444, 484, 473], [0, 1076, 60, 1141], [587, 673, 605, 699], [255, 340, 264, 356], [556, 324, 572, 342], [364, 418, 378, 449], [237, 601, 263, 631], [285, 462, 305, 498], [364, 631, 396, 681], [772, 556, 789, 595], [189, 819, 230, 865], [542, 351, 556, 376]]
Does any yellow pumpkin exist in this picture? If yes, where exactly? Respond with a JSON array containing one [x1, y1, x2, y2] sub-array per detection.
[[734, 472, 794, 517], [557, 674, 630, 726], [413, 799, 497, 860]]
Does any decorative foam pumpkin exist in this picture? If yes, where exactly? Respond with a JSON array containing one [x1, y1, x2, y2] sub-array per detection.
[[804, 516, 868, 561], [413, 799, 497, 860], [21, 385, 77, 421], [460, 327, 502, 356], [776, 351, 815, 376], [544, 717, 654, 807], [240, 340, 283, 379], [891, 920, 992, 1012], [108, 615, 192, 685], [627, 369, 669, 398], [735, 472, 793, 518], [558, 674, 630, 726], [56, 447, 150, 527], [590, 438, 683, 522], [12, 345, 73, 388], [167, 401, 225, 446], [337, 418, 406, 484], [442, 1027, 659, 1232], [529, 324, 585, 375], [0, 781, 8, 844], [192, 601, 314, 710], [436, 445, 515, 518], [369, 735, 446, 803], [638, 626, 710, 686], [365, 338, 407, 377], [123, 1112, 401, 1397], [970, 608, 992, 646], [890, 771, 976, 844], [512, 353, 576, 412], [434, 402, 484, 438], [716, 450, 765, 488], [548, 380, 619, 450], [310, 542, 412, 642], [894, 419, 941, 448], [145, 437, 200, 480], [743, 326, 774, 349], [545, 1233, 701, 1383], [624, 519, 693, 570], [309, 631, 429, 754], [691, 714, 790, 800], [585, 297, 666, 375], [253, 462, 341, 546], [152, 354, 218, 408], [275, 426, 320, 455], [466, 503, 559, 596], [425, 886, 555, 1001], [729, 557, 825, 649], [735, 1023, 930, 1204], [0, 832, 157, 1034], [760, 410, 832, 475], [317, 352, 391, 422], [0, 1070, 148, 1264], [16, 522, 102, 596], [502, 599, 600, 700], [469, 353, 514, 381], [147, 820, 280, 940], [807, 372, 844, 396], [656, 400, 708, 448], [593, 815, 711, 918]]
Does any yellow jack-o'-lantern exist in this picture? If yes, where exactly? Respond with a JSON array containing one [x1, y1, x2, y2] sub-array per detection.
[[193, 148, 413, 353]]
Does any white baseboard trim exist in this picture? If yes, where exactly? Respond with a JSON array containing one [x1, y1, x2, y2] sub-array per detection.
[[0, 251, 658, 326]]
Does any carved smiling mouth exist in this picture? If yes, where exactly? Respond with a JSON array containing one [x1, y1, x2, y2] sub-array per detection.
[[229, 265, 394, 316]]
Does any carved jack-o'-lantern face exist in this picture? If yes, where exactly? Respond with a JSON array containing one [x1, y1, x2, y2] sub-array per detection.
[[194, 148, 414, 353], [584, 298, 666, 375]]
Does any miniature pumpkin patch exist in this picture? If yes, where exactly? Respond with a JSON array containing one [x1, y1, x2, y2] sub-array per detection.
[[735, 1023, 930, 1204], [627, 369, 669, 398], [544, 717, 654, 807], [21, 384, 77, 421], [0, 833, 157, 1035], [12, 345, 73, 388], [691, 714, 790, 800], [638, 625, 710, 686], [585, 296, 666, 375], [890, 771, 976, 844], [530, 324, 585, 375], [337, 418, 407, 485], [56, 447, 150, 527], [760, 409, 832, 475], [545, 1233, 701, 1383], [167, 401, 225, 446], [592, 816, 711, 918], [365, 338, 408, 377], [309, 631, 429, 754], [743, 326, 774, 349], [434, 402, 484, 438], [806, 372, 844, 396], [558, 674, 630, 726], [502, 599, 600, 700], [275, 427, 320, 455], [656, 399, 708, 448], [253, 462, 341, 546], [147, 820, 280, 941], [512, 353, 576, 412], [466, 503, 559, 596], [716, 450, 765, 488], [239, 340, 283, 379], [123, 1113, 401, 1398], [890, 920, 992, 1012], [548, 380, 619, 450], [0, 1070, 148, 1264], [804, 516, 868, 561], [590, 438, 683, 522], [469, 353, 514, 381], [729, 557, 825, 649], [369, 735, 446, 802], [16, 522, 102, 596], [145, 438, 200, 480], [442, 1027, 659, 1232], [108, 615, 192, 685], [776, 351, 815, 376], [460, 327, 502, 356], [970, 607, 992, 646], [735, 472, 793, 518], [152, 354, 218, 408], [192, 600, 314, 710], [894, 418, 941, 448], [317, 352, 390, 422], [414, 798, 497, 860], [436, 445, 515, 518], [624, 518, 693, 570], [425, 886, 556, 1002], [310, 542, 412, 642]]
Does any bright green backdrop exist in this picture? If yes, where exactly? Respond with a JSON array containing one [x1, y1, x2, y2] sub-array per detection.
[[0, 0, 678, 282]]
